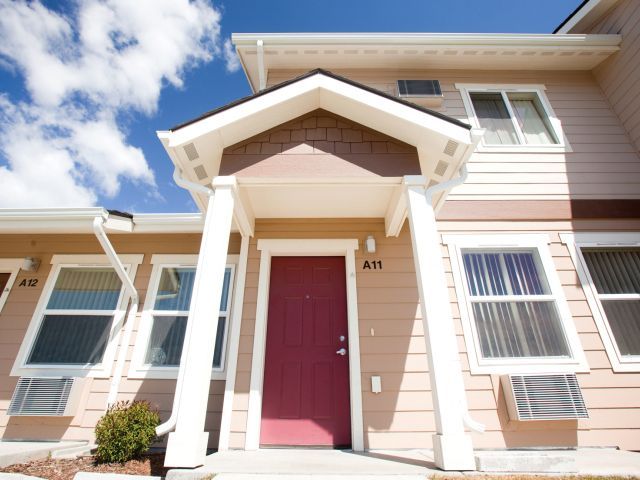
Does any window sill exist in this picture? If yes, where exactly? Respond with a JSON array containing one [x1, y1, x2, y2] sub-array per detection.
[[607, 358, 640, 373], [468, 359, 590, 375], [475, 143, 571, 154], [126, 366, 226, 381], [11, 364, 111, 378]]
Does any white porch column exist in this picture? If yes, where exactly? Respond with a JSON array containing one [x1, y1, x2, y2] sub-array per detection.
[[404, 175, 476, 471], [164, 177, 237, 468]]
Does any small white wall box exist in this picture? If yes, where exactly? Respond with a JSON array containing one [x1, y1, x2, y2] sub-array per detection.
[[8, 377, 86, 417], [371, 375, 382, 394], [501, 373, 588, 421]]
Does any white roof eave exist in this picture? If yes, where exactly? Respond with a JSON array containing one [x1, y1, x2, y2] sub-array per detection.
[[232, 32, 621, 47], [0, 208, 205, 234]]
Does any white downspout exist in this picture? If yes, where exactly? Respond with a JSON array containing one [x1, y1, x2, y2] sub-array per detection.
[[156, 167, 214, 437], [93, 216, 139, 407], [257, 39, 266, 91], [424, 161, 485, 435]]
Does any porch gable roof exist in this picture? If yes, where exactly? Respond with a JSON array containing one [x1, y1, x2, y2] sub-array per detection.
[[158, 69, 482, 214]]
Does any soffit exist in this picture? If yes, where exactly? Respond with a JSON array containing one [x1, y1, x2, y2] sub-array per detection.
[[233, 33, 621, 92]]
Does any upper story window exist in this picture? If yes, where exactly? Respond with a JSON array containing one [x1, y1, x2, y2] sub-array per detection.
[[445, 234, 588, 374], [456, 84, 569, 152], [0, 259, 22, 314], [561, 233, 640, 372], [12, 254, 143, 378], [129, 254, 236, 380]]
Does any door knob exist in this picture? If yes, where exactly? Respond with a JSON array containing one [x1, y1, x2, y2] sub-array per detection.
[[336, 348, 347, 356]]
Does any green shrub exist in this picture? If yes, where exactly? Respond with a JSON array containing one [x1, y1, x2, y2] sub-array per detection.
[[95, 400, 160, 464]]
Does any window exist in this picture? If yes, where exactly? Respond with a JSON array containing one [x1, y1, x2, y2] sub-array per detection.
[[561, 233, 640, 372], [130, 254, 236, 379], [0, 259, 22, 314], [12, 254, 142, 378], [456, 84, 568, 152], [445, 234, 588, 374]]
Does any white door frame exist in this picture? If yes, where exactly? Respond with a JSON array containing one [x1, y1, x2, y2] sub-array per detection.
[[244, 238, 364, 451]]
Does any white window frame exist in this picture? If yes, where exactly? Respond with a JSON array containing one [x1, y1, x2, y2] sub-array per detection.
[[129, 254, 237, 380], [0, 259, 23, 314], [11, 254, 143, 378], [444, 234, 588, 374], [455, 83, 571, 153], [561, 232, 640, 372]]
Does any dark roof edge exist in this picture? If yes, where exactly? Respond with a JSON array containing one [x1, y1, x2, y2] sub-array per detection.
[[107, 209, 134, 219], [170, 68, 471, 132], [553, 0, 591, 33]]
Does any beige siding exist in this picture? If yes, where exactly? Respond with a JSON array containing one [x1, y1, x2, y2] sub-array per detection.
[[226, 218, 640, 451], [441, 219, 640, 450], [0, 233, 240, 447], [267, 69, 640, 201], [588, 0, 640, 155], [1, 220, 640, 450], [220, 110, 419, 178]]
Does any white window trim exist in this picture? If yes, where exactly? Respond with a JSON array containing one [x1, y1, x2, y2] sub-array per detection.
[[443, 233, 588, 374], [11, 254, 143, 378], [0, 259, 23, 314], [561, 232, 640, 372], [129, 253, 238, 380], [455, 83, 571, 153]]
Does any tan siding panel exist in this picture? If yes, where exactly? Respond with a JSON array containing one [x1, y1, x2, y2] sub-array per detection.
[[0, 232, 236, 448], [590, 0, 640, 154]]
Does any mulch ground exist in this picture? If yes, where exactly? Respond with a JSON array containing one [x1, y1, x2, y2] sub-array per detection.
[[1, 458, 638, 480], [0, 453, 170, 479]]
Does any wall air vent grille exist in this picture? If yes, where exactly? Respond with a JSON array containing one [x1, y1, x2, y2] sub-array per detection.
[[183, 143, 199, 161], [502, 373, 588, 421], [8, 377, 76, 416], [434, 160, 449, 177], [443, 140, 459, 157], [397, 80, 442, 97], [193, 165, 208, 181]]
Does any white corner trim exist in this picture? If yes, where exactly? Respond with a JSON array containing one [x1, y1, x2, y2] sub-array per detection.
[[561, 232, 640, 372], [454, 83, 571, 154], [128, 254, 239, 380], [0, 259, 23, 314], [445, 234, 589, 375], [244, 238, 363, 451], [11, 254, 143, 379]]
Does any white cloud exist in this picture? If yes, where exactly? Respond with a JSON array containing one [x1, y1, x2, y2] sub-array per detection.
[[223, 38, 241, 73], [0, 0, 224, 208]]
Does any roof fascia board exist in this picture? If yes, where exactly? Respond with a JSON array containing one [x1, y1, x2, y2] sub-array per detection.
[[0, 208, 206, 234], [232, 32, 621, 47], [555, 0, 619, 34], [166, 72, 472, 150], [129, 213, 204, 233], [0, 208, 107, 233]]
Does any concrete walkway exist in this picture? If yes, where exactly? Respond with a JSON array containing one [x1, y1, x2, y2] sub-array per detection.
[[165, 448, 640, 479], [0, 441, 88, 468]]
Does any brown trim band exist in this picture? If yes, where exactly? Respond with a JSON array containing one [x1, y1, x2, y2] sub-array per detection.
[[438, 200, 640, 221]]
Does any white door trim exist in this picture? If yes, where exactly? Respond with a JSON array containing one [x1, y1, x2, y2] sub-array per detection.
[[244, 238, 364, 451]]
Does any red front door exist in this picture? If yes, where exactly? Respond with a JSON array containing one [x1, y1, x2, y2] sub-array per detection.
[[260, 256, 351, 447]]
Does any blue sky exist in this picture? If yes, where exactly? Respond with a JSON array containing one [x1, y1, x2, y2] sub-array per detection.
[[0, 0, 582, 213]]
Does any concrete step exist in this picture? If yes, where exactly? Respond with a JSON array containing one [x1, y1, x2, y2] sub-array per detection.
[[474, 450, 577, 473], [168, 474, 428, 480], [0, 441, 87, 468], [50, 443, 92, 459]]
